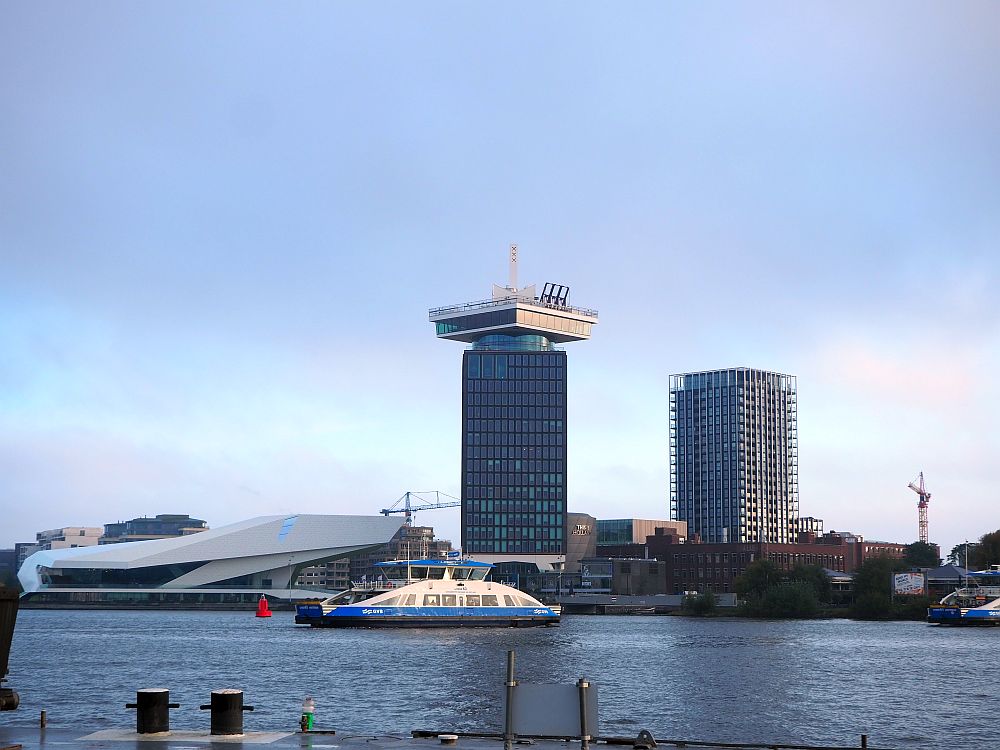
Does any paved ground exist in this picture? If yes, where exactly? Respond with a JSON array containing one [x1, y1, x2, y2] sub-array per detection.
[[0, 726, 883, 750], [1, 727, 446, 750]]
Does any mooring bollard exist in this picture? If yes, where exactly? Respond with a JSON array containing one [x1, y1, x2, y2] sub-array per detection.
[[39, 710, 46, 728], [199, 689, 255, 735], [861, 735, 868, 749], [125, 688, 179, 734]]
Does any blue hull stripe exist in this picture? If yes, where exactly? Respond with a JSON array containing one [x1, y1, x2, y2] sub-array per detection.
[[927, 607, 1000, 625], [297, 605, 556, 619]]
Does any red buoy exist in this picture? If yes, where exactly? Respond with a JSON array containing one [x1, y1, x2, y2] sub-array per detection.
[[255, 595, 272, 618]]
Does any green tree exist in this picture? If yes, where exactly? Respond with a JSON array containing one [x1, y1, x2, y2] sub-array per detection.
[[904, 541, 941, 568], [739, 581, 819, 618], [734, 559, 781, 598], [947, 543, 976, 568], [682, 591, 717, 616], [971, 530, 1000, 569], [850, 555, 908, 620], [763, 581, 819, 618], [788, 564, 832, 604]]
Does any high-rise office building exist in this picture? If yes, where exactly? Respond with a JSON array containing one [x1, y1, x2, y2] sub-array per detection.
[[669, 367, 799, 544], [429, 247, 597, 570]]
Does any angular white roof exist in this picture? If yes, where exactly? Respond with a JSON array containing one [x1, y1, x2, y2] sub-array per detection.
[[18, 514, 403, 595]]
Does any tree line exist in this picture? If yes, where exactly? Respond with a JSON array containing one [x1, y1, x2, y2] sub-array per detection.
[[946, 529, 1000, 570], [683, 529, 1000, 620]]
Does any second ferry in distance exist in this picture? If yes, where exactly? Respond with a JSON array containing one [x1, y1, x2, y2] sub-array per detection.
[[927, 565, 1000, 626], [294, 558, 560, 628]]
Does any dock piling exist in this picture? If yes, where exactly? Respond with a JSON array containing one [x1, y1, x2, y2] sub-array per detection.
[[577, 679, 591, 750], [504, 650, 517, 750]]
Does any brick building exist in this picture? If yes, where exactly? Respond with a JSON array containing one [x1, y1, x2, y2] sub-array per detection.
[[649, 530, 908, 594]]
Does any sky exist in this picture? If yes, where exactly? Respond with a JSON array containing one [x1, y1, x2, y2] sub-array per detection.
[[2, 2, 998, 558]]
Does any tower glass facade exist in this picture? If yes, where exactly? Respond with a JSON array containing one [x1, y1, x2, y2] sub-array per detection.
[[462, 339, 567, 555], [669, 368, 798, 544], [430, 268, 596, 565]]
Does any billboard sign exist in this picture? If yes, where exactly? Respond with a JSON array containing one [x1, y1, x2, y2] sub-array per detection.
[[893, 572, 926, 596]]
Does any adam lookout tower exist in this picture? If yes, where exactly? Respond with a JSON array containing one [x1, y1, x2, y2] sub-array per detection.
[[429, 246, 598, 571]]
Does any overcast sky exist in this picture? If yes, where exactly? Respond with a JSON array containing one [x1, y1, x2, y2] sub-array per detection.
[[2, 2, 998, 557]]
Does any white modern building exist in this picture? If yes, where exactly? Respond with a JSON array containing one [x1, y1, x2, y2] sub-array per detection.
[[17, 514, 403, 605]]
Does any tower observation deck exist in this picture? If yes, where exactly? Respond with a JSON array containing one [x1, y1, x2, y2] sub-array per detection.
[[429, 246, 598, 570], [429, 283, 598, 346]]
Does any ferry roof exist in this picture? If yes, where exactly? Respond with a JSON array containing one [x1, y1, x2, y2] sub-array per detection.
[[375, 559, 493, 568], [968, 569, 1000, 577]]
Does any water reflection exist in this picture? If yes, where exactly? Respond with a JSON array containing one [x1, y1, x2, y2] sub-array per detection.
[[6, 611, 994, 749]]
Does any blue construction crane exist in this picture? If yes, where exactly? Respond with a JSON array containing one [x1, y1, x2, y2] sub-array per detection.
[[380, 490, 461, 526]]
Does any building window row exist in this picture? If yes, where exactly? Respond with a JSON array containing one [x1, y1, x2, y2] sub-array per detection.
[[466, 432, 565, 447], [467, 390, 564, 406], [466, 485, 564, 501]]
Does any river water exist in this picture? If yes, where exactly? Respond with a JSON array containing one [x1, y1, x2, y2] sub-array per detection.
[[3, 611, 994, 748]]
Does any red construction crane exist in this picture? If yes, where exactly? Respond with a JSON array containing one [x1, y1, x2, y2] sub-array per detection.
[[907, 472, 931, 544]]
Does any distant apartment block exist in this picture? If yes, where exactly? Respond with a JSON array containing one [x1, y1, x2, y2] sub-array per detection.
[[348, 524, 452, 582], [794, 516, 825, 538], [14, 527, 102, 571], [100, 514, 208, 543], [0, 548, 16, 585], [296, 559, 351, 591], [37, 526, 102, 548], [670, 367, 799, 544], [14, 543, 40, 571]]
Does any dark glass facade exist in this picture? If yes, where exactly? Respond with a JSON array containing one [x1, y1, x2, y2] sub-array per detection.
[[461, 345, 567, 555]]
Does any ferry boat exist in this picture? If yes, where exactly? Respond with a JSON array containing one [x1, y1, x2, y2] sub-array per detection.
[[294, 558, 560, 628], [927, 565, 1000, 626]]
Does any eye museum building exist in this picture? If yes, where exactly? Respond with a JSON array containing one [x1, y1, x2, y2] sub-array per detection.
[[17, 514, 403, 606]]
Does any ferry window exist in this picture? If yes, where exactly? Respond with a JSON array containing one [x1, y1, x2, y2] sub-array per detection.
[[517, 596, 536, 606], [404, 594, 416, 606], [383, 567, 407, 580], [503, 595, 516, 606], [466, 595, 481, 606], [451, 567, 472, 580], [410, 567, 429, 580], [470, 569, 489, 580], [423, 594, 440, 606], [482, 595, 499, 607], [381, 596, 400, 606], [442, 595, 457, 606], [428, 567, 446, 580]]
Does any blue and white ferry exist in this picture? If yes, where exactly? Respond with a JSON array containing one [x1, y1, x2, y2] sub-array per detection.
[[294, 558, 560, 628], [928, 565, 1000, 626]]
